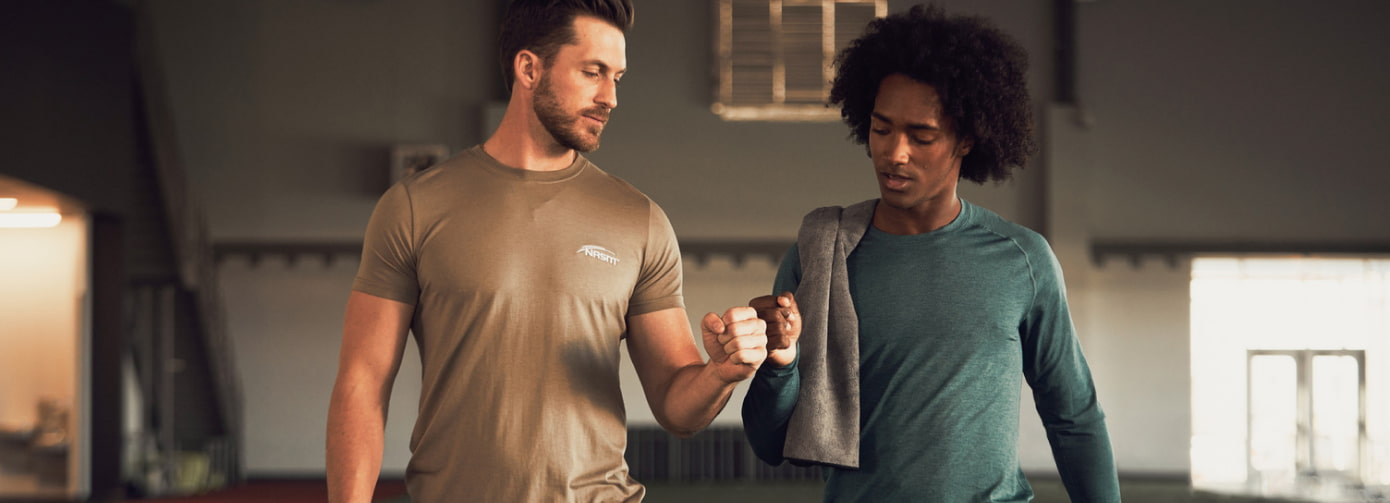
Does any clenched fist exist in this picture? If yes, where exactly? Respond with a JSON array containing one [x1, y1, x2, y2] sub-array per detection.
[[700, 306, 768, 383], [749, 292, 800, 368]]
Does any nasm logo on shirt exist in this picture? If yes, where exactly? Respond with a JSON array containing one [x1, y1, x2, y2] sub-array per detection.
[[576, 245, 620, 266]]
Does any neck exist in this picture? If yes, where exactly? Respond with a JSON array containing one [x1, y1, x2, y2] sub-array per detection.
[[482, 92, 576, 171], [872, 194, 962, 235]]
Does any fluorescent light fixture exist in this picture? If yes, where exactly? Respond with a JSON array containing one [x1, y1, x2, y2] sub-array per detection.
[[0, 212, 62, 228], [0, 198, 16, 210]]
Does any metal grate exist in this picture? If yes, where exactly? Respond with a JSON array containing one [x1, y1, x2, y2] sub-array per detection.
[[625, 426, 823, 482]]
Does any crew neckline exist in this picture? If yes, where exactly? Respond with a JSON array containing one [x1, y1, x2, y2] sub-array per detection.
[[867, 198, 974, 240], [470, 144, 588, 183]]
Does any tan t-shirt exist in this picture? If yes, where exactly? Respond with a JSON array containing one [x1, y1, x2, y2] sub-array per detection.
[[353, 146, 684, 502]]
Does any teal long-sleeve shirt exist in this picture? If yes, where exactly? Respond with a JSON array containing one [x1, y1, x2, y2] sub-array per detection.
[[742, 199, 1120, 502]]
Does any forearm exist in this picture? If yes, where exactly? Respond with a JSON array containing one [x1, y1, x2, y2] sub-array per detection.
[[655, 362, 739, 438], [741, 357, 799, 465], [326, 382, 389, 503], [329, 292, 411, 502], [1047, 416, 1120, 502]]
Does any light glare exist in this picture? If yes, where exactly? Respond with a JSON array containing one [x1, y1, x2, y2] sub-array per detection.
[[0, 213, 62, 228]]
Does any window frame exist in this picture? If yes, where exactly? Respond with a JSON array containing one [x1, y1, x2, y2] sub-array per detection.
[[713, 0, 887, 122]]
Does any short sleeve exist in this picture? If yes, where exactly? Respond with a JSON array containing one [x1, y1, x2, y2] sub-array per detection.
[[352, 183, 421, 305], [627, 201, 684, 316]]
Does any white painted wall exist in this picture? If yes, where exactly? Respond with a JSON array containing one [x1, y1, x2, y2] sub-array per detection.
[[216, 257, 420, 476]]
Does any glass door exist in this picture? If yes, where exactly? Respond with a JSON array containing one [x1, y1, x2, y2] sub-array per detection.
[[1248, 353, 1299, 493], [1247, 350, 1367, 496], [1310, 353, 1364, 478]]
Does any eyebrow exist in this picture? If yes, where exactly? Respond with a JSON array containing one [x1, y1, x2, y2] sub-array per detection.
[[583, 60, 627, 77], [871, 112, 939, 132]]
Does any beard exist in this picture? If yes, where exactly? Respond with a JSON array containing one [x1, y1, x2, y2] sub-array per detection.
[[534, 74, 608, 153]]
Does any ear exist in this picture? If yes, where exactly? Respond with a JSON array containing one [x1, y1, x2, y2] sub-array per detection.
[[513, 50, 543, 90], [956, 137, 974, 157]]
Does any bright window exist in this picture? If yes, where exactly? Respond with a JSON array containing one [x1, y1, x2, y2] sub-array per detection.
[[1191, 257, 1390, 497]]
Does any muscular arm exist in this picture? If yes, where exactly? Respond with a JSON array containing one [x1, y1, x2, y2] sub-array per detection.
[[626, 307, 766, 438], [326, 291, 413, 503]]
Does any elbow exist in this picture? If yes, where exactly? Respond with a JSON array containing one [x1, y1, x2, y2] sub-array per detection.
[[742, 428, 786, 466], [658, 418, 703, 439], [750, 445, 784, 467], [666, 428, 698, 440], [654, 413, 706, 439]]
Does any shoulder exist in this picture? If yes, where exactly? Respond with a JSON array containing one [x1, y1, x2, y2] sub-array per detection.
[[797, 199, 877, 241], [802, 205, 842, 223], [580, 159, 659, 210], [390, 148, 481, 200], [965, 201, 1065, 291], [577, 162, 678, 247], [799, 199, 875, 222], [967, 201, 1054, 259]]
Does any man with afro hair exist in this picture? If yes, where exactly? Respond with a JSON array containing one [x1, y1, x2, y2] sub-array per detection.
[[742, 4, 1120, 502]]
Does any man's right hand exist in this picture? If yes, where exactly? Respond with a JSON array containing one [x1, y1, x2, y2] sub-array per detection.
[[749, 292, 800, 367]]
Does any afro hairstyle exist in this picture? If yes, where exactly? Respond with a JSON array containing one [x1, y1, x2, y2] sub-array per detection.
[[829, 4, 1038, 184]]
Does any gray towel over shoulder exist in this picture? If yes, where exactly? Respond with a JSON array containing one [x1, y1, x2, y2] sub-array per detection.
[[783, 199, 877, 469]]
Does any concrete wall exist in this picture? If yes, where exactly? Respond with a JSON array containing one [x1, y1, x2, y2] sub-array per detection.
[[1078, 0, 1390, 242]]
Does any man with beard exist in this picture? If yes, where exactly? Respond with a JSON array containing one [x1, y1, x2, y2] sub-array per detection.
[[741, 5, 1120, 502], [326, 1, 770, 502]]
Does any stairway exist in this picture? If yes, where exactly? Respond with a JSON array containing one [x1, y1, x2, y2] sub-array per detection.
[[119, 4, 245, 496]]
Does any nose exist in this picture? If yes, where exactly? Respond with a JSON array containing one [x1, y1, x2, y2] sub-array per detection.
[[596, 79, 617, 110], [886, 133, 910, 165]]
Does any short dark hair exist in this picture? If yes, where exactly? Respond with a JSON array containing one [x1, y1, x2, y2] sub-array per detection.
[[497, 0, 635, 91], [829, 4, 1037, 184]]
